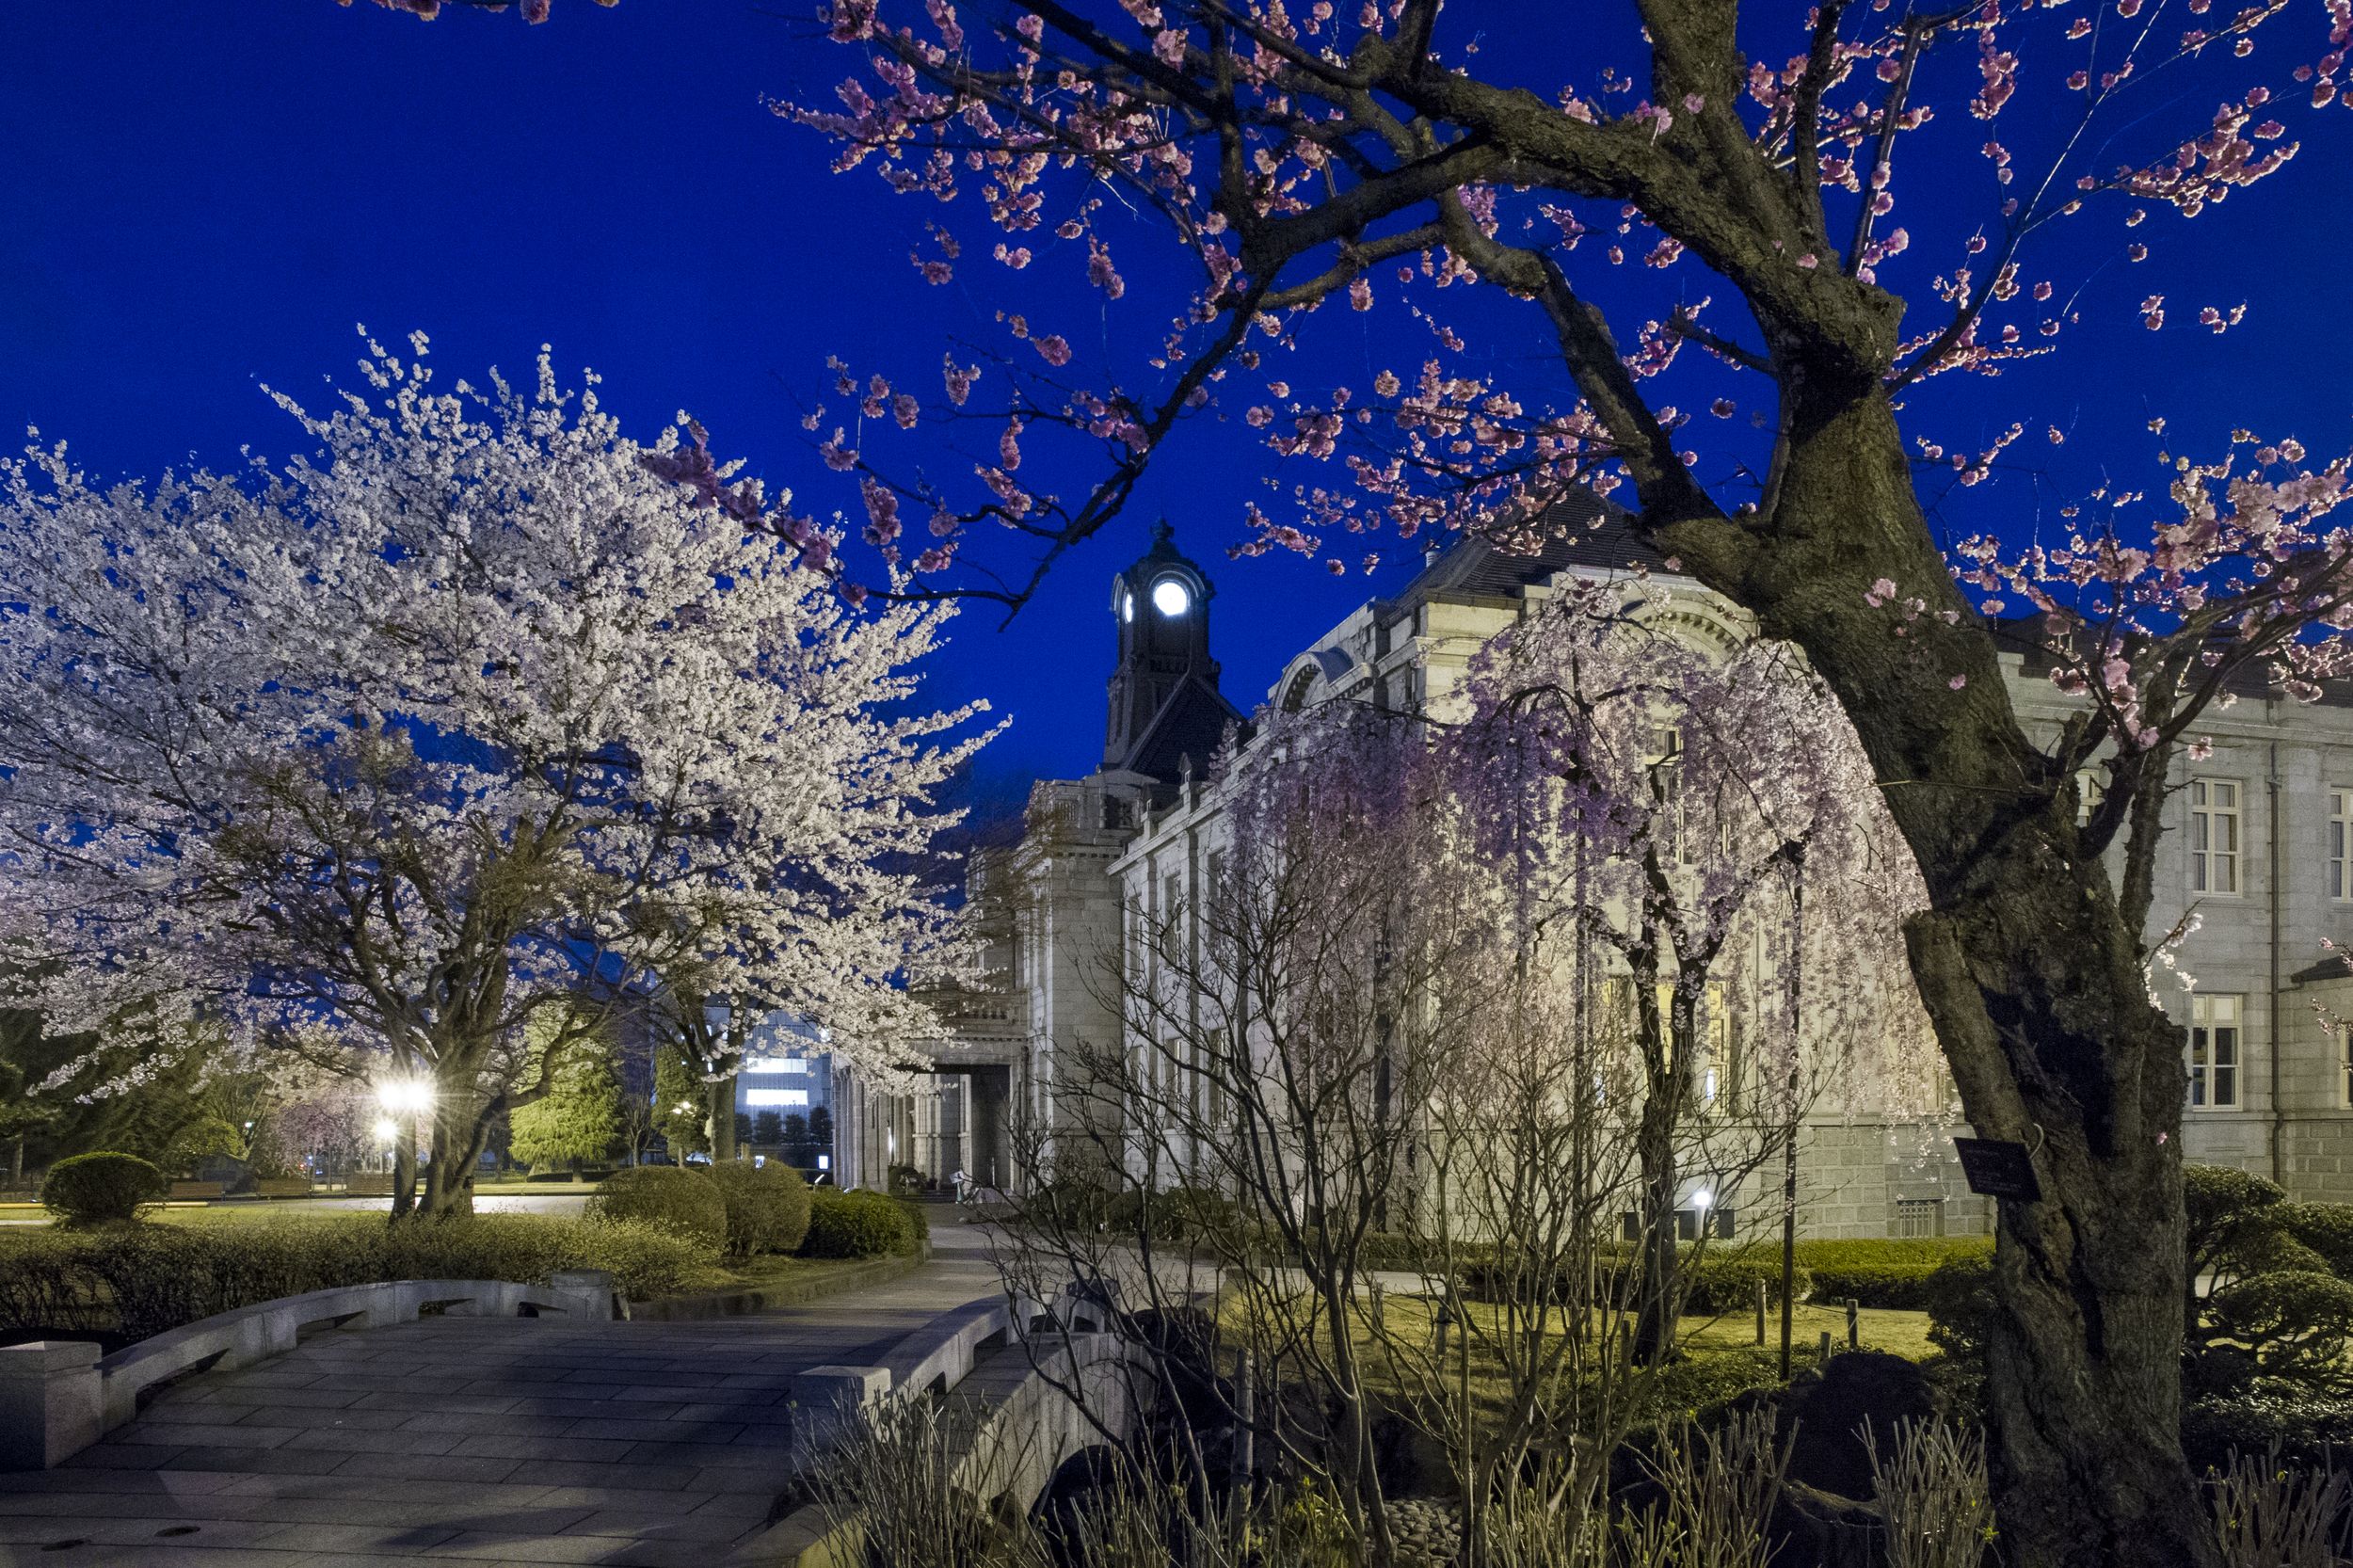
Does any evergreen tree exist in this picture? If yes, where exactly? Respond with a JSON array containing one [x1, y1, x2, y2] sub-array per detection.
[[510, 1022, 622, 1172]]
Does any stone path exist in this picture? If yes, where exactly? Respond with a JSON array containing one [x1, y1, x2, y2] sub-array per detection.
[[0, 1231, 1000, 1568]]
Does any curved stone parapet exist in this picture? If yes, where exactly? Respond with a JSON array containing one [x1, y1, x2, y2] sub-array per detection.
[[0, 1270, 615, 1472], [746, 1290, 1147, 1566]]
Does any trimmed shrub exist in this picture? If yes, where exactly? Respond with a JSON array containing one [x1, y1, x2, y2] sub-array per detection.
[[801, 1188, 920, 1258], [2185, 1385, 2353, 1475], [1920, 1249, 1995, 1366], [887, 1163, 926, 1197], [2273, 1201, 2353, 1279], [588, 1165, 728, 1249], [1460, 1247, 1810, 1312], [2193, 1270, 2353, 1398], [1679, 1251, 1813, 1315], [2186, 1162, 2287, 1287], [0, 1213, 722, 1344], [41, 1152, 168, 1227], [898, 1195, 930, 1247], [708, 1161, 813, 1259], [1795, 1238, 1993, 1311]]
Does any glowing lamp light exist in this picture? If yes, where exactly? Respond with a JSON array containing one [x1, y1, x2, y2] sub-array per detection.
[[376, 1079, 434, 1115], [1151, 578, 1191, 616], [1691, 1189, 1715, 1212], [371, 1117, 401, 1145]]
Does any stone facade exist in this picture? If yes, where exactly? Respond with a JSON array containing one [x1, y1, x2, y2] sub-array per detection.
[[868, 512, 2353, 1232]]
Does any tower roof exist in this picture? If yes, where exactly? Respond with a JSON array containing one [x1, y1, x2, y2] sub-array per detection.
[[1102, 520, 1241, 789]]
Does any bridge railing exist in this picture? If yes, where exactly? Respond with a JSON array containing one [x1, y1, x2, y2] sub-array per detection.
[[0, 1270, 616, 1472], [742, 1287, 1144, 1567]]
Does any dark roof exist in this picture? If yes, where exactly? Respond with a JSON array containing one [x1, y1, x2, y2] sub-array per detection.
[[1989, 612, 2353, 709], [1119, 671, 1245, 796], [1385, 491, 1664, 610]]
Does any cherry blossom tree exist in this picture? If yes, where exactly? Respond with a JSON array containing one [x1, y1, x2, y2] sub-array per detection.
[[726, 2, 2353, 1555], [1442, 578, 1938, 1364], [0, 335, 991, 1219]]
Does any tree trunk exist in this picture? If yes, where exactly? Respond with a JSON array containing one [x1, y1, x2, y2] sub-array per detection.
[[1680, 382, 2216, 1567], [1632, 1085, 1681, 1366], [705, 1076, 739, 1162], [390, 1134, 418, 1221]]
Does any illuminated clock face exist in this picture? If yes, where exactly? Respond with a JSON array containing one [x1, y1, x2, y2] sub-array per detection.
[[1120, 589, 1134, 623], [1151, 578, 1192, 616]]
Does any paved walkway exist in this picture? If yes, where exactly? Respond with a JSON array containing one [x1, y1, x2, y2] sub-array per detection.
[[0, 1227, 999, 1568]]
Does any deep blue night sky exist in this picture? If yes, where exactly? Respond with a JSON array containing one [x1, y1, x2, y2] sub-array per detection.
[[6, 1, 2352, 814]]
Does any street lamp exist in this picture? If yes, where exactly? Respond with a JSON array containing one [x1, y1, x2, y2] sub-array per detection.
[[376, 1079, 433, 1116], [376, 1078, 433, 1200]]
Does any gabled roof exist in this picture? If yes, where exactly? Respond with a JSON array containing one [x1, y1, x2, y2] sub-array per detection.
[[1385, 491, 1665, 611], [1118, 670, 1244, 792]]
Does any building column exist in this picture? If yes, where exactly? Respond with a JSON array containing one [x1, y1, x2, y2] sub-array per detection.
[[969, 1064, 1013, 1195]]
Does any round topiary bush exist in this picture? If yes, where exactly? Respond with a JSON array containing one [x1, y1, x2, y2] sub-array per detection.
[[800, 1188, 919, 1259], [708, 1161, 813, 1258], [588, 1165, 728, 1250], [40, 1152, 168, 1227]]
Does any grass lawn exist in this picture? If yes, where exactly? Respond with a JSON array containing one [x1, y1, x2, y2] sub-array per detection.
[[1221, 1288, 1938, 1431]]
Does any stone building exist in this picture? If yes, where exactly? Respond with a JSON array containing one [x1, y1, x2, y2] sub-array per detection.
[[871, 505, 2353, 1233]]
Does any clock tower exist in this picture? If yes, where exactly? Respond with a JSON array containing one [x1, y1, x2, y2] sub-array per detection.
[[1101, 521, 1241, 786]]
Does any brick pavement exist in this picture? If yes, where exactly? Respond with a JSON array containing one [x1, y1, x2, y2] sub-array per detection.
[[0, 1233, 1000, 1568]]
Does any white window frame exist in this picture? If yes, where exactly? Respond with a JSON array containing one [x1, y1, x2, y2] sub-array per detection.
[[2341, 1024, 2353, 1111], [2188, 993, 2242, 1110], [2188, 778, 2242, 896], [2331, 788, 2353, 903]]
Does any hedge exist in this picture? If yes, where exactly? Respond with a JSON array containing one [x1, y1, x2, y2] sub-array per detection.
[[1460, 1247, 1813, 1313], [41, 1152, 168, 1227], [800, 1189, 920, 1259], [1793, 1238, 1993, 1311], [588, 1165, 729, 1251], [0, 1214, 724, 1343]]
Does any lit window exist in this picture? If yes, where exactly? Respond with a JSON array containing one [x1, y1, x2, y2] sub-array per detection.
[[1152, 578, 1191, 616], [743, 1057, 808, 1075], [744, 1089, 809, 1108], [2188, 994, 2242, 1110], [2188, 779, 2241, 895], [2332, 790, 2353, 902]]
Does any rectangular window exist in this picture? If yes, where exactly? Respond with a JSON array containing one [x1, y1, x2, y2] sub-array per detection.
[[743, 1057, 808, 1075], [2189, 779, 2241, 895], [2342, 1027, 2353, 1110], [2332, 790, 2353, 902], [1895, 1199, 1945, 1239], [744, 1088, 809, 1108], [2189, 993, 2242, 1110]]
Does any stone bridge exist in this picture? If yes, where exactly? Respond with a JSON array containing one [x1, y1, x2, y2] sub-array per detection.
[[741, 1290, 1148, 1567]]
